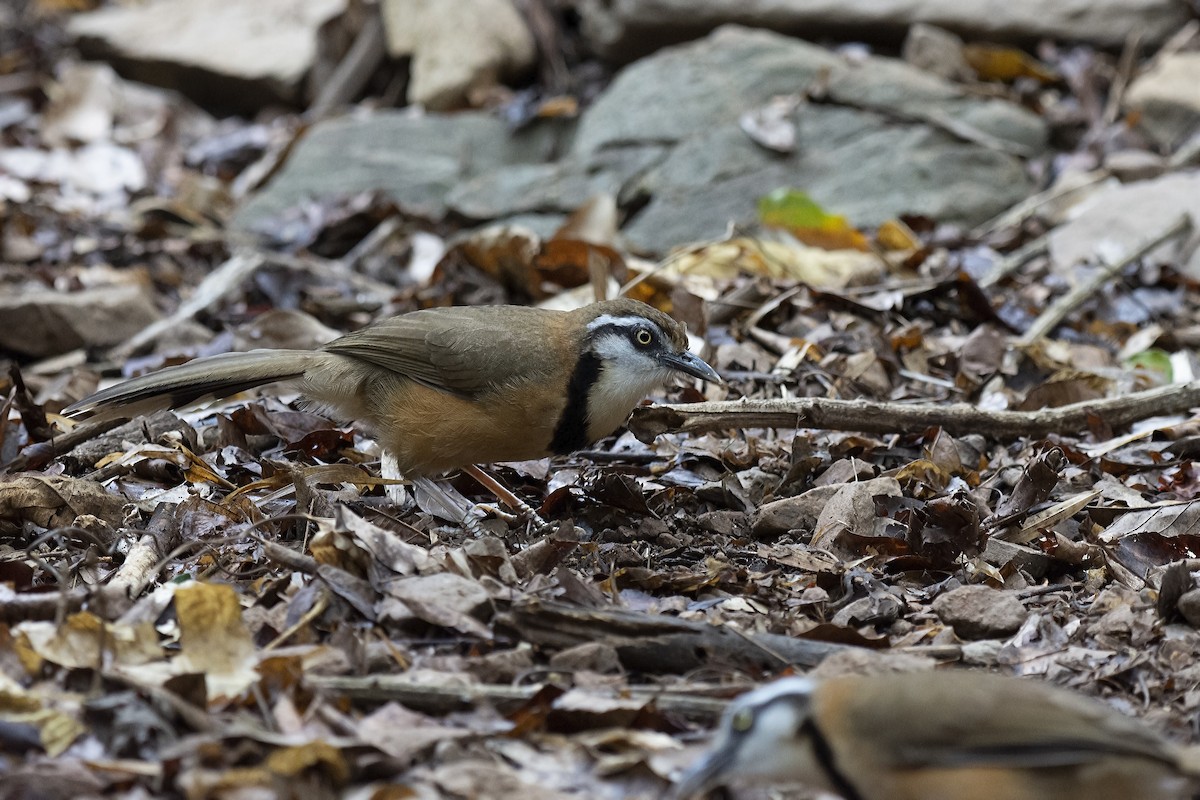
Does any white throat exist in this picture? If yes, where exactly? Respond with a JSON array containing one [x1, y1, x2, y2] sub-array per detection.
[[584, 324, 673, 439]]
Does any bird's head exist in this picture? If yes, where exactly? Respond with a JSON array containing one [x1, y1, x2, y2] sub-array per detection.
[[672, 677, 829, 799], [570, 299, 720, 443]]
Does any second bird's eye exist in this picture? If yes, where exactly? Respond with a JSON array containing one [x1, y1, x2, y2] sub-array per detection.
[[731, 708, 754, 732], [635, 329, 653, 346]]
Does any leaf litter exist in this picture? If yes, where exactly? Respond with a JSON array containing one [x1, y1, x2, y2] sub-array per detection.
[[4, 3, 1200, 799]]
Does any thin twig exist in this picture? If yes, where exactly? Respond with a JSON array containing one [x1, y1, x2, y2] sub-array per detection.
[[108, 251, 267, 360]]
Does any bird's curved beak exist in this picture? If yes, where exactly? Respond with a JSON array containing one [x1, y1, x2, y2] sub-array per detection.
[[669, 741, 738, 799], [660, 351, 722, 384]]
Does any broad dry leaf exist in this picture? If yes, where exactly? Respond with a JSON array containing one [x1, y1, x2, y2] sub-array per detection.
[[0, 683, 87, 757], [16, 612, 162, 670], [358, 702, 472, 762], [663, 237, 880, 289], [0, 475, 125, 530], [173, 582, 258, 701]]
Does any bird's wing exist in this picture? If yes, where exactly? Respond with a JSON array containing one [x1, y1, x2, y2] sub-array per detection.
[[320, 306, 564, 397], [835, 672, 1179, 771]]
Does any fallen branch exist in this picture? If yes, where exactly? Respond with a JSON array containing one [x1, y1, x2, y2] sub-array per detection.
[[629, 380, 1200, 441], [494, 598, 848, 674], [0, 588, 85, 623], [306, 674, 731, 719]]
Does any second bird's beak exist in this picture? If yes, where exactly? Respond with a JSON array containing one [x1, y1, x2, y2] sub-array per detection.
[[669, 742, 737, 799], [660, 351, 722, 384]]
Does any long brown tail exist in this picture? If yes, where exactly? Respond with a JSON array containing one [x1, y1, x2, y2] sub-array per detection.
[[65, 349, 327, 421]]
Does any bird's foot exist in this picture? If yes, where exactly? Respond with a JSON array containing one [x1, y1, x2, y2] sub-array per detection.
[[462, 464, 551, 533]]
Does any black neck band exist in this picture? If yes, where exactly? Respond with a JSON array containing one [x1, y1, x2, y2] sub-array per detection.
[[550, 351, 601, 454], [802, 719, 865, 800]]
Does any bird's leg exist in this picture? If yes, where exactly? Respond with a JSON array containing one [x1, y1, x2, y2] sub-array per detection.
[[379, 451, 411, 508], [411, 476, 488, 537], [462, 464, 550, 532]]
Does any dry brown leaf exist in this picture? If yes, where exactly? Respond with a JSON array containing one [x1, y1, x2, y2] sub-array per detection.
[[173, 582, 258, 701]]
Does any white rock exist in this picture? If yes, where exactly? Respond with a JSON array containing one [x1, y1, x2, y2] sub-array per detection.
[[1126, 53, 1200, 148], [1048, 172, 1200, 278], [381, 0, 535, 110], [68, 0, 347, 111]]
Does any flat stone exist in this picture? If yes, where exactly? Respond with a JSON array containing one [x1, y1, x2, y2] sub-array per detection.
[[68, 0, 346, 112], [1048, 172, 1200, 278], [579, 27, 1042, 252], [576, 0, 1190, 61], [1126, 53, 1200, 148], [239, 26, 1044, 256], [751, 485, 842, 538], [445, 145, 666, 220], [982, 537, 1050, 578], [0, 285, 161, 357], [932, 585, 1028, 640], [235, 111, 560, 230], [1105, 149, 1166, 182]]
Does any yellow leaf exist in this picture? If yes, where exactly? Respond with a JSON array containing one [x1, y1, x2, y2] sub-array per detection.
[[876, 219, 921, 251], [963, 44, 1058, 83]]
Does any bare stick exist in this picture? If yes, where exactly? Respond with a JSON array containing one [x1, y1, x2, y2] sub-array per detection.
[[495, 598, 847, 673], [1018, 214, 1192, 346], [629, 380, 1200, 442], [306, 674, 732, 719]]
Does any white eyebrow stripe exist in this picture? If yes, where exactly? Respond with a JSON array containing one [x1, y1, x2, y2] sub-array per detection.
[[737, 677, 817, 710], [587, 314, 646, 332]]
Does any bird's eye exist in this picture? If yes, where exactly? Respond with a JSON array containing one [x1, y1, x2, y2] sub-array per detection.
[[634, 328, 653, 346], [731, 708, 754, 732]]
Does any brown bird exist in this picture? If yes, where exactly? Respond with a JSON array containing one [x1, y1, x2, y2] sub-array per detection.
[[673, 671, 1200, 800], [67, 299, 719, 481]]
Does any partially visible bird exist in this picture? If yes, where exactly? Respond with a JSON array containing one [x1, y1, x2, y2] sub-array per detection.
[[66, 300, 719, 517], [673, 671, 1200, 800]]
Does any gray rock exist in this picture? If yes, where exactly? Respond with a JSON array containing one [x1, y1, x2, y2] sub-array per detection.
[[577, 0, 1190, 61], [932, 585, 1027, 640], [1126, 53, 1200, 149], [0, 285, 161, 357], [68, 0, 346, 112], [1177, 588, 1200, 628], [446, 145, 666, 220], [235, 111, 560, 229], [1105, 149, 1166, 183], [903, 24, 971, 81], [239, 27, 1043, 255], [751, 485, 842, 538], [982, 537, 1050, 578], [580, 28, 1042, 252]]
